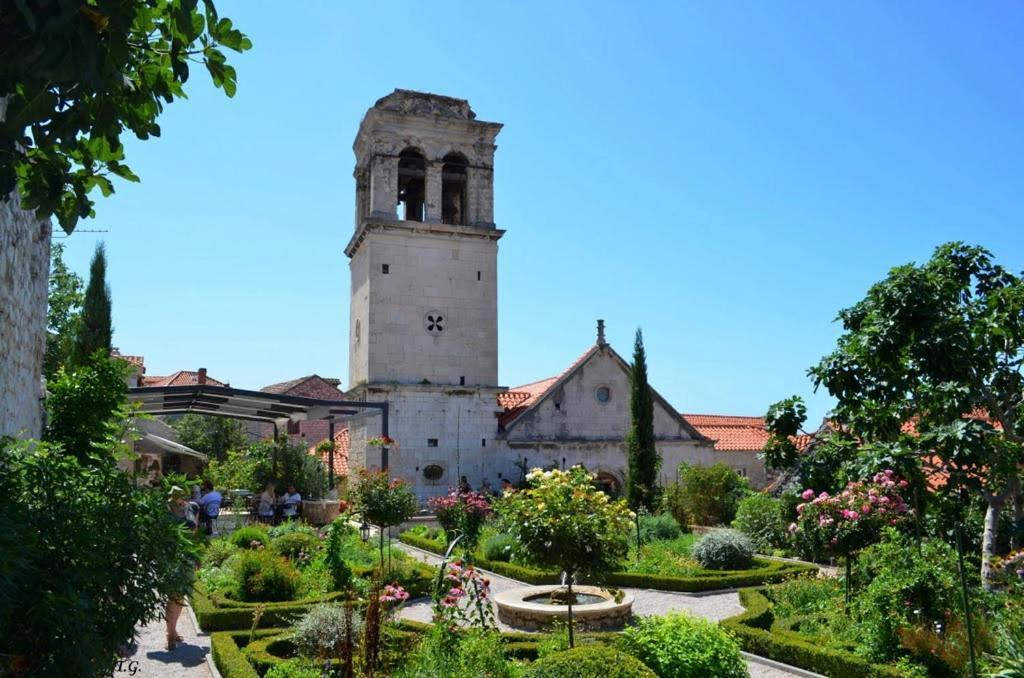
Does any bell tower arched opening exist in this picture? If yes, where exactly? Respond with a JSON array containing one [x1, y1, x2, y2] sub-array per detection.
[[441, 152, 468, 225], [397, 148, 426, 222]]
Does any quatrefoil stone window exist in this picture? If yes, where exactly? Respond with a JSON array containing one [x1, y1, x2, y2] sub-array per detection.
[[424, 310, 445, 336]]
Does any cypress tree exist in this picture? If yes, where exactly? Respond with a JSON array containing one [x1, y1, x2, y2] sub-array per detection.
[[72, 242, 112, 366], [626, 328, 660, 511]]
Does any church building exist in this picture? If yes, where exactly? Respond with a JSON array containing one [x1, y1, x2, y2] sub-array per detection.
[[341, 90, 769, 498]]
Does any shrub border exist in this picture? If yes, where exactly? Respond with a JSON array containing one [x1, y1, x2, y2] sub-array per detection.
[[210, 621, 615, 676], [721, 589, 909, 678], [192, 561, 435, 631], [398, 531, 816, 592]]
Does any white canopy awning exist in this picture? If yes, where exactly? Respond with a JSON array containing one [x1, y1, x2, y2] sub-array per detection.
[[142, 433, 208, 462]]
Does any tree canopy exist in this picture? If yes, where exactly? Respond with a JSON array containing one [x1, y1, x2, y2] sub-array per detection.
[[766, 242, 1024, 586], [0, 0, 250, 233], [43, 242, 84, 379]]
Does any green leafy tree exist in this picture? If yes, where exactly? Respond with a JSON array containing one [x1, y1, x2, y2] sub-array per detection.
[[497, 466, 634, 647], [173, 413, 248, 461], [45, 353, 132, 462], [626, 328, 660, 512], [71, 242, 112, 367], [676, 463, 749, 526], [43, 242, 84, 379], [0, 1, 251, 233], [0, 439, 197, 677], [767, 243, 1024, 587], [352, 470, 418, 571]]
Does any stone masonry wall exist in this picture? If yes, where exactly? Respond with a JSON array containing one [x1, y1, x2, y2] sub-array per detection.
[[0, 188, 51, 439]]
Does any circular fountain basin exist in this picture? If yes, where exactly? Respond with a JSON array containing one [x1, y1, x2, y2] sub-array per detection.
[[494, 585, 634, 631]]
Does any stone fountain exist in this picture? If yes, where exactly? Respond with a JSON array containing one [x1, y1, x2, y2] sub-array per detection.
[[493, 584, 634, 631]]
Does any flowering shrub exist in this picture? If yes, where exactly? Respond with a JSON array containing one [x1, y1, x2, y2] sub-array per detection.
[[497, 466, 633, 646], [789, 470, 910, 558], [366, 435, 396, 447], [990, 549, 1024, 590], [433, 559, 495, 631], [428, 490, 492, 550]]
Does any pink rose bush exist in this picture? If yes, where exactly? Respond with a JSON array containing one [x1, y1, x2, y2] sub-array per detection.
[[790, 470, 911, 558], [428, 490, 493, 551]]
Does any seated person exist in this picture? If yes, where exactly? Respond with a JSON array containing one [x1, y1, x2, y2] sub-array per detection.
[[282, 484, 302, 519], [198, 480, 222, 534], [257, 483, 276, 523]]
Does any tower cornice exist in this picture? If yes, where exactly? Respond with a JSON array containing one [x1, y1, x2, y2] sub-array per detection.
[[344, 218, 504, 259]]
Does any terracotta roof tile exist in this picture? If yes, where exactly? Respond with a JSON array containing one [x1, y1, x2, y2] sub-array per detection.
[[681, 413, 813, 453], [262, 375, 345, 400], [140, 370, 227, 387], [308, 426, 349, 477], [496, 348, 597, 427]]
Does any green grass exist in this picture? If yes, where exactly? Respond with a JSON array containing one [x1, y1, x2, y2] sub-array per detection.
[[625, 534, 701, 576]]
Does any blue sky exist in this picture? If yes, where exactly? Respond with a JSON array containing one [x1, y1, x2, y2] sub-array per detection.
[[59, 1, 1024, 429]]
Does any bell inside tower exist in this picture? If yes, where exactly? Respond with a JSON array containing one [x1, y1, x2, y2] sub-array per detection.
[[397, 148, 426, 222], [441, 152, 467, 225]]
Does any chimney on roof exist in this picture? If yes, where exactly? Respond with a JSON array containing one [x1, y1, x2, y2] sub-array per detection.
[[198, 368, 207, 385], [596, 319, 607, 347]]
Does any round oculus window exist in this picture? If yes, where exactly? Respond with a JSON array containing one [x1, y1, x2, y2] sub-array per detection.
[[423, 464, 444, 481], [424, 310, 445, 336], [595, 386, 611, 403]]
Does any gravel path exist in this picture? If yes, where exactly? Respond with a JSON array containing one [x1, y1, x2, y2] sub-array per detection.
[[396, 542, 810, 678], [124, 604, 212, 678]]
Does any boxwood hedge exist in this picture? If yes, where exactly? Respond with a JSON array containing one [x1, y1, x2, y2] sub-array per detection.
[[398, 531, 816, 592], [192, 562, 435, 631], [721, 589, 910, 678]]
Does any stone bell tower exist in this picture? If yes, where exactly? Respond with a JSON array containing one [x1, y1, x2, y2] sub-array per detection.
[[344, 90, 505, 498], [346, 89, 504, 389]]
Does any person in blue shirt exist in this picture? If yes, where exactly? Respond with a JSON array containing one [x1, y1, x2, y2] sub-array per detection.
[[282, 484, 302, 519], [198, 480, 222, 535]]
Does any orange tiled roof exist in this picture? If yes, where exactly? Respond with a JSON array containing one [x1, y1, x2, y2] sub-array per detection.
[[497, 348, 597, 427], [262, 375, 345, 400], [681, 414, 814, 453], [308, 426, 349, 477], [140, 371, 227, 387]]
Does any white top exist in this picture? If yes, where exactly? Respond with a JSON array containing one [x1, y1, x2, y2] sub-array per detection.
[[283, 491, 302, 516]]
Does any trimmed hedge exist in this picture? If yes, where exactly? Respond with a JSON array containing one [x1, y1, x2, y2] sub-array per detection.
[[192, 562, 435, 631], [721, 589, 909, 678], [399, 531, 816, 591], [211, 620, 594, 676], [211, 629, 283, 678]]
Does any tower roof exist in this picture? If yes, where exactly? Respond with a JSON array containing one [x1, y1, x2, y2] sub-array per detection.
[[372, 89, 476, 120]]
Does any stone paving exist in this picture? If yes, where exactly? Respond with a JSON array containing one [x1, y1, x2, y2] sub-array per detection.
[[395, 542, 809, 678], [126, 606, 212, 678]]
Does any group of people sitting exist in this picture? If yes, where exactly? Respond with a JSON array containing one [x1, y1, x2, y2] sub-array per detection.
[[255, 483, 303, 524], [174, 480, 304, 532]]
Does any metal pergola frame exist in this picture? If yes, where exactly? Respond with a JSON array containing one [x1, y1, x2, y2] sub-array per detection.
[[128, 384, 391, 475]]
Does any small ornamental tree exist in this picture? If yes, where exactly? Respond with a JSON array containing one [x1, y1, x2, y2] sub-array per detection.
[[497, 466, 633, 647], [791, 470, 911, 608], [352, 470, 418, 572], [429, 490, 492, 553]]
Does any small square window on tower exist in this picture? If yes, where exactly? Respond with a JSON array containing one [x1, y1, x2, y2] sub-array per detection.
[[477, 270, 481, 281], [382, 264, 390, 274], [427, 438, 439, 447], [481, 438, 486, 447]]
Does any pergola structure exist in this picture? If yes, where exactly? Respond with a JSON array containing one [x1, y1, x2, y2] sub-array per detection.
[[128, 384, 391, 478]]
